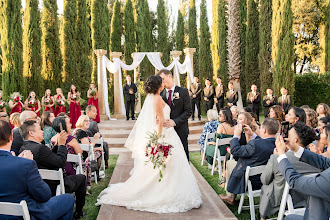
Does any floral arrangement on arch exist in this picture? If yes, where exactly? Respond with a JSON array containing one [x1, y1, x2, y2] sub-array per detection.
[[145, 130, 173, 182]]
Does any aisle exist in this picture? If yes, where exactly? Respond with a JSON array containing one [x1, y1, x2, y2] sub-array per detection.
[[96, 152, 237, 220]]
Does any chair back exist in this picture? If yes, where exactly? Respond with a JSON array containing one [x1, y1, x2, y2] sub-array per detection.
[[79, 144, 91, 152], [204, 132, 215, 148], [38, 168, 65, 195], [67, 153, 83, 175], [216, 137, 233, 147], [244, 165, 266, 192], [0, 200, 30, 220]]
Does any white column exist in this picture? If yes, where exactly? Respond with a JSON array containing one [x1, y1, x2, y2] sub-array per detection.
[[170, 50, 182, 86], [183, 48, 196, 90], [94, 49, 108, 120]]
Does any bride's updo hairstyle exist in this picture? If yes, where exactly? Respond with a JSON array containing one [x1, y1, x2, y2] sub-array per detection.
[[144, 75, 163, 94]]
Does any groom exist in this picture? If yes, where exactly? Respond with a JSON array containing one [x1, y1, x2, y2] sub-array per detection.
[[157, 69, 192, 161]]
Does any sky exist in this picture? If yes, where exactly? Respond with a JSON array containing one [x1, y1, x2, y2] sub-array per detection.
[[21, 0, 213, 31]]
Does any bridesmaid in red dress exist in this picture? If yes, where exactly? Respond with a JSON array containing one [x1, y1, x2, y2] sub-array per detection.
[[24, 91, 41, 117], [87, 83, 100, 123], [42, 89, 55, 113], [54, 88, 66, 116], [68, 84, 81, 128], [9, 92, 24, 115]]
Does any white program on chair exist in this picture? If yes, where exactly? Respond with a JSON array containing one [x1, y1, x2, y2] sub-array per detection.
[[79, 143, 98, 184], [211, 137, 233, 181], [67, 153, 83, 175], [201, 132, 216, 166], [38, 168, 65, 195], [0, 200, 30, 220], [238, 165, 266, 220]]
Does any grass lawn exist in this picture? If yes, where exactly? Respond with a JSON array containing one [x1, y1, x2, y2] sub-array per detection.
[[82, 155, 119, 220]]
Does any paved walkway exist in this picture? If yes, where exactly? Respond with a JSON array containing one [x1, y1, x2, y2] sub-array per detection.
[[97, 152, 237, 220]]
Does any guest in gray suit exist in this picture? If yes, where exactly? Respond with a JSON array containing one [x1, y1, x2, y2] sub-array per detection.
[[259, 122, 320, 220], [275, 122, 330, 220]]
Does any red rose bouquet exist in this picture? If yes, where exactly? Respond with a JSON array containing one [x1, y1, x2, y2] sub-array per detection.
[[14, 96, 20, 102], [28, 100, 36, 108], [44, 97, 51, 106], [55, 99, 65, 107], [145, 130, 173, 182]]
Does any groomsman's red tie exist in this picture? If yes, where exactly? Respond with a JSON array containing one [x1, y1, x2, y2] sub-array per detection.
[[168, 90, 172, 107]]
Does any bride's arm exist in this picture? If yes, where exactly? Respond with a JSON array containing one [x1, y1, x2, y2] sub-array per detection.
[[154, 96, 164, 137]]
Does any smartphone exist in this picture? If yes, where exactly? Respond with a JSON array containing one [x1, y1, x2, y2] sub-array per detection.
[[281, 121, 290, 139], [242, 124, 248, 133]]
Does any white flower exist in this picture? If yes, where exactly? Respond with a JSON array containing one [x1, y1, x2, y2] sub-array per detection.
[[173, 92, 180, 99]]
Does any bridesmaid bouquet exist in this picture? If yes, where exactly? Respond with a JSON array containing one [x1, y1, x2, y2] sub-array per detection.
[[11, 93, 22, 103], [145, 130, 173, 182], [0, 101, 6, 109], [55, 99, 65, 106], [71, 94, 78, 101], [28, 100, 36, 108], [90, 89, 97, 97], [44, 98, 51, 105]]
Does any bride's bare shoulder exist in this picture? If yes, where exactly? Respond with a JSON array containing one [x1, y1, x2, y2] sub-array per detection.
[[154, 94, 165, 107]]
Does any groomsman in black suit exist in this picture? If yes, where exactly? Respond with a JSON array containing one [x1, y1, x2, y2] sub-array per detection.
[[247, 84, 261, 119], [263, 88, 277, 117], [189, 77, 202, 121], [226, 82, 238, 107], [278, 87, 292, 114], [214, 77, 225, 112], [203, 78, 215, 113], [123, 75, 137, 120]]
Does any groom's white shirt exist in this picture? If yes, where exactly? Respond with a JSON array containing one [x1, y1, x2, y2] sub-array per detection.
[[166, 85, 176, 100]]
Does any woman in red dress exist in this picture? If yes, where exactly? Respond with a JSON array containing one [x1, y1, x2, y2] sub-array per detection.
[[9, 92, 24, 115], [42, 89, 55, 113], [24, 91, 41, 117], [68, 84, 81, 128], [87, 83, 100, 123], [54, 88, 66, 116]]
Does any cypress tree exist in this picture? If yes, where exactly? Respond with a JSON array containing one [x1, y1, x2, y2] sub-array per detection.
[[272, 0, 295, 95], [244, 0, 259, 91], [91, 0, 110, 82], [41, 0, 63, 92], [188, 0, 199, 78], [211, 0, 220, 80], [110, 0, 122, 52], [258, 0, 273, 95], [22, 0, 42, 97], [76, 0, 92, 94], [156, 0, 169, 66], [320, 0, 330, 73], [62, 0, 77, 87], [0, 0, 23, 97], [124, 0, 136, 76], [218, 0, 228, 84], [199, 0, 213, 81], [176, 9, 185, 61], [239, 0, 247, 99]]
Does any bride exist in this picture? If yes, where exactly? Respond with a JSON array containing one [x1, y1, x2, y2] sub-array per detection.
[[96, 75, 202, 213]]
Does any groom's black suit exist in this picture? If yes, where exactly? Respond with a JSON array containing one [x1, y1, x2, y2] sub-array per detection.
[[161, 86, 192, 161]]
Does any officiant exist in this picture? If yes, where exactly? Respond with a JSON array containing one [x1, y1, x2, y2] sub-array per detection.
[[123, 75, 137, 120]]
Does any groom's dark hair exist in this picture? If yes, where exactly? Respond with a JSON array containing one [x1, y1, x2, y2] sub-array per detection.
[[157, 69, 173, 76]]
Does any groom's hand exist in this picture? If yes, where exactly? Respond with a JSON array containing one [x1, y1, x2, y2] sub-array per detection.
[[164, 119, 175, 128]]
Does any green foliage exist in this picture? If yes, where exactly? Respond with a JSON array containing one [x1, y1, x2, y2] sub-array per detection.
[[110, 0, 122, 52], [22, 0, 42, 97], [124, 0, 136, 76], [188, 0, 199, 78], [62, 0, 77, 88], [41, 0, 63, 92], [320, 0, 330, 73], [0, 0, 23, 97], [157, 0, 169, 66], [199, 0, 213, 80], [258, 0, 273, 96], [293, 72, 330, 109], [91, 0, 110, 82], [218, 0, 228, 85], [76, 0, 93, 98], [273, 0, 295, 95], [244, 0, 259, 92], [176, 9, 186, 86], [239, 0, 247, 102]]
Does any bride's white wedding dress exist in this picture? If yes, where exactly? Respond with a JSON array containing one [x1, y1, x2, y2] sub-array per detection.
[[96, 94, 202, 213]]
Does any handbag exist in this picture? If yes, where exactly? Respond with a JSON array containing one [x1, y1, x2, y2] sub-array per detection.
[[91, 160, 98, 172]]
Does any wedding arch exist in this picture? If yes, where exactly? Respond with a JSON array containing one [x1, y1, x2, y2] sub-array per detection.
[[97, 50, 196, 119]]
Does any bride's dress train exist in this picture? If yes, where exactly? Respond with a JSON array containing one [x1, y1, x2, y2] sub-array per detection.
[[96, 94, 202, 213]]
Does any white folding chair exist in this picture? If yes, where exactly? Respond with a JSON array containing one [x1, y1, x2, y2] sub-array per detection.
[[211, 137, 233, 181], [0, 200, 30, 220], [79, 143, 98, 184], [201, 132, 216, 166], [38, 168, 65, 195], [67, 153, 83, 175], [238, 165, 266, 220], [90, 137, 106, 173]]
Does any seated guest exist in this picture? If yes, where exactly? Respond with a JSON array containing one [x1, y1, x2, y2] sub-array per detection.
[[316, 103, 330, 121], [226, 82, 238, 107], [250, 112, 261, 134], [278, 87, 292, 114], [40, 111, 56, 144], [220, 118, 279, 205], [0, 120, 75, 220], [286, 106, 306, 125], [230, 105, 239, 122], [11, 110, 38, 155], [259, 122, 321, 220], [85, 105, 109, 168], [198, 109, 220, 152], [19, 121, 86, 219], [275, 129, 330, 220], [310, 124, 330, 157], [263, 88, 277, 118], [9, 112, 21, 128], [241, 106, 253, 113], [269, 105, 285, 123], [303, 108, 318, 129], [0, 110, 9, 123]]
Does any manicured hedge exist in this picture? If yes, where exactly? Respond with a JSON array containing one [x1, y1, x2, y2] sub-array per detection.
[[293, 72, 330, 109]]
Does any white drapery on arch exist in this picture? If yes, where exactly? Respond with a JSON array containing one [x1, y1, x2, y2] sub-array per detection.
[[102, 52, 194, 119]]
